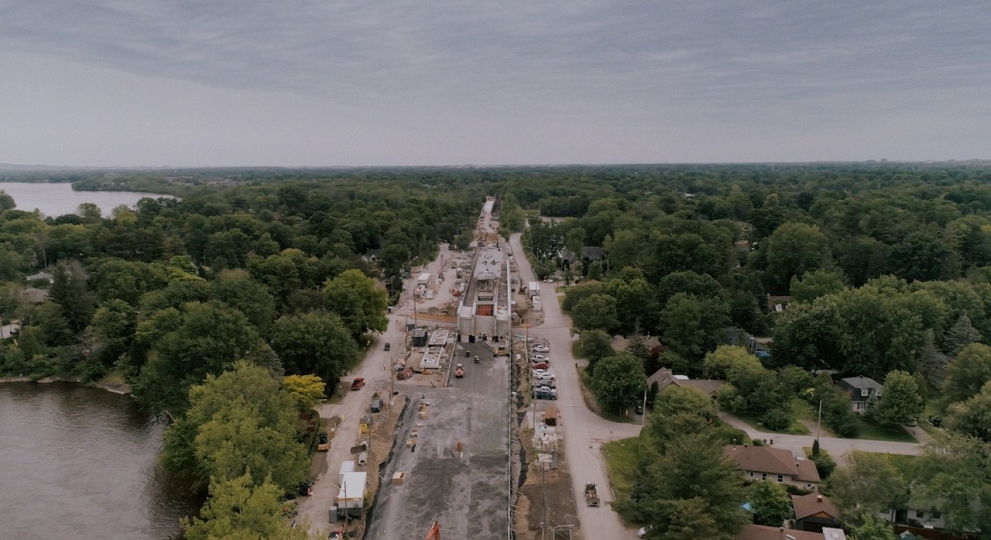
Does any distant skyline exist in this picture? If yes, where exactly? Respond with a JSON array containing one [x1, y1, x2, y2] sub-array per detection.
[[1, 1, 988, 167]]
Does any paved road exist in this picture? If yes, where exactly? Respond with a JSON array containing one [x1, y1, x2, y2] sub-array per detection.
[[296, 269, 432, 535], [717, 413, 924, 467], [509, 233, 643, 540]]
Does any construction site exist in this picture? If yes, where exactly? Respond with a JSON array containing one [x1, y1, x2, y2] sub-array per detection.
[[308, 196, 582, 540]]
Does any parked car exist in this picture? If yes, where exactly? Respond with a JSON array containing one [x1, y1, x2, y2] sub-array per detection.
[[532, 388, 557, 400], [636, 403, 644, 415], [532, 345, 549, 353], [317, 432, 330, 451], [384, 343, 391, 351], [531, 354, 547, 361], [350, 378, 366, 390], [534, 372, 555, 381], [536, 385, 557, 396], [531, 361, 549, 370], [927, 415, 942, 428], [370, 398, 383, 413]]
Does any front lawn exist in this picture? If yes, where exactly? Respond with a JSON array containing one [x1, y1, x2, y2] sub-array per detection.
[[731, 399, 811, 435], [602, 437, 642, 503], [852, 416, 918, 443]]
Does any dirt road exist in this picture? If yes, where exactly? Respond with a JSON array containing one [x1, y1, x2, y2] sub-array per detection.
[[509, 233, 643, 540]]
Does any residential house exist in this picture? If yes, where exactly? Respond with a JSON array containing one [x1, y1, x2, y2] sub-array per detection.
[[792, 493, 842, 532], [724, 444, 821, 491], [361, 249, 380, 263], [736, 524, 846, 540], [20, 287, 48, 304], [838, 376, 882, 413], [646, 368, 725, 398], [25, 271, 54, 284]]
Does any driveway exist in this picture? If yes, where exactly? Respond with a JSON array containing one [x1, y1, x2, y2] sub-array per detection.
[[509, 233, 643, 540]]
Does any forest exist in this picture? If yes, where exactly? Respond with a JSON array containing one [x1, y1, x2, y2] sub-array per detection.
[[2, 162, 991, 538]]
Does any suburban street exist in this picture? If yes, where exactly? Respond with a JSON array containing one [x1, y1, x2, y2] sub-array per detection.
[[717, 413, 925, 467], [510, 233, 644, 540]]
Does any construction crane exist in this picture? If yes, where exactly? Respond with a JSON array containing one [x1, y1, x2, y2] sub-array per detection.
[[424, 521, 441, 540]]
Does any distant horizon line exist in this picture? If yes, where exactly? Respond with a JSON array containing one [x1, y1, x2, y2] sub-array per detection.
[[2, 158, 991, 173]]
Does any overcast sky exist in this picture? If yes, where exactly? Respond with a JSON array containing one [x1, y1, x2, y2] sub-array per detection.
[[1, 0, 988, 167]]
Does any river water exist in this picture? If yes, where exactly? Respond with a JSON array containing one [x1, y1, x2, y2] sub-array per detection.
[[0, 182, 169, 218], [0, 382, 199, 540]]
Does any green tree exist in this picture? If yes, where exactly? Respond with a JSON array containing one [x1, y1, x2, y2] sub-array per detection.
[[591, 353, 646, 415], [652, 385, 719, 422], [270, 311, 358, 387], [944, 314, 982, 355], [869, 370, 923, 427], [133, 301, 271, 416], [207, 269, 277, 333], [654, 497, 722, 540], [661, 293, 730, 364], [748, 481, 793, 526], [90, 299, 137, 368], [889, 231, 953, 282], [183, 473, 313, 540], [848, 512, 897, 540], [942, 342, 991, 405], [702, 346, 758, 379], [322, 269, 388, 339], [765, 222, 831, 294], [945, 381, 991, 442], [579, 329, 615, 374], [825, 452, 906, 518], [912, 434, 991, 536], [163, 362, 308, 490], [789, 269, 845, 303], [49, 259, 95, 334], [282, 374, 326, 412], [570, 293, 620, 333], [640, 433, 749, 540]]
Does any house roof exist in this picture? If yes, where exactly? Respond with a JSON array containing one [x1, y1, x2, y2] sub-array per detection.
[[723, 445, 821, 483], [735, 524, 825, 540], [20, 287, 49, 304], [646, 368, 725, 397], [581, 246, 606, 261], [792, 493, 840, 521], [25, 271, 53, 281], [840, 376, 882, 391]]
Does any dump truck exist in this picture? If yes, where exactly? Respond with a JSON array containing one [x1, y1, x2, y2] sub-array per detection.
[[585, 482, 600, 506], [454, 363, 465, 378]]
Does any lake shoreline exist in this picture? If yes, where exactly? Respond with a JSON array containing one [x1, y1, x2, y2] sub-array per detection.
[[0, 376, 133, 395]]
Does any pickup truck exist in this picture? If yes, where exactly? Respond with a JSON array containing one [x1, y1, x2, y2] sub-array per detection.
[[350, 378, 366, 390]]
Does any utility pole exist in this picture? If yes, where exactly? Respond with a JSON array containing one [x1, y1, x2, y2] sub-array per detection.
[[641, 389, 648, 426], [816, 399, 822, 440]]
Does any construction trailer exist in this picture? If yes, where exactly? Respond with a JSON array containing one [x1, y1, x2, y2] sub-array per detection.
[[336, 471, 368, 519]]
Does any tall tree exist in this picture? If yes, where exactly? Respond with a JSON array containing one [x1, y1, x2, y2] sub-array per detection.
[[748, 481, 793, 527], [270, 311, 358, 387], [163, 361, 308, 490], [591, 353, 646, 415], [570, 293, 620, 333], [942, 342, 991, 406], [661, 293, 730, 364], [49, 259, 95, 334], [825, 452, 906, 518], [945, 381, 991, 442], [869, 370, 923, 427], [765, 222, 831, 294], [322, 269, 388, 339], [912, 434, 991, 536], [183, 473, 313, 540]]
